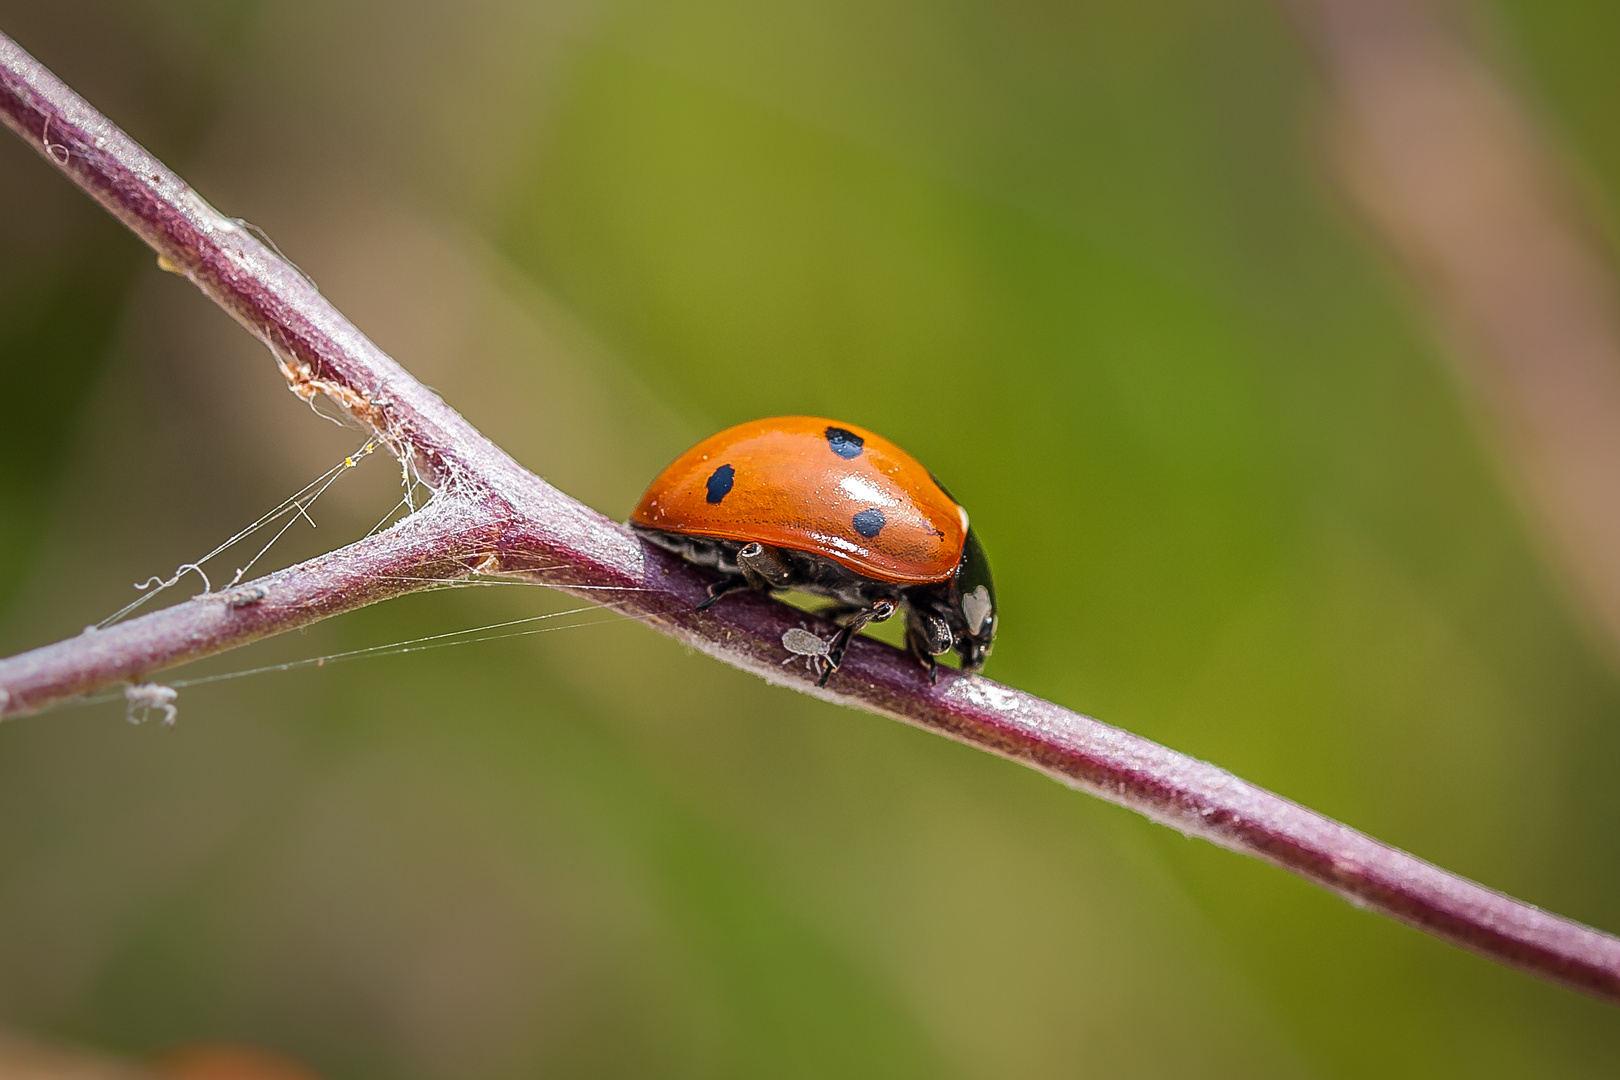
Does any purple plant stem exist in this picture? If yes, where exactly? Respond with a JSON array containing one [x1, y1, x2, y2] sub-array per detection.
[[0, 495, 498, 711], [2, 29, 1618, 1003]]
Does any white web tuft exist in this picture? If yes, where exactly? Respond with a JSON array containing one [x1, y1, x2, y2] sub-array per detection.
[[124, 682, 178, 727], [97, 439, 380, 629]]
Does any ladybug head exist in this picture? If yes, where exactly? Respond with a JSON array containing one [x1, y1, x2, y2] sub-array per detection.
[[951, 527, 996, 671]]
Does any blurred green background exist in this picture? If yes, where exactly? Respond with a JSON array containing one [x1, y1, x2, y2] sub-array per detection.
[[2, 0, 1619, 1076]]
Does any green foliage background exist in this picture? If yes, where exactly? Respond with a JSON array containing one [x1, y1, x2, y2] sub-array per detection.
[[2, 0, 1619, 1075]]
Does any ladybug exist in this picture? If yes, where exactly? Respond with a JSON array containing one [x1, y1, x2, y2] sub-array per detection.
[[631, 416, 995, 685]]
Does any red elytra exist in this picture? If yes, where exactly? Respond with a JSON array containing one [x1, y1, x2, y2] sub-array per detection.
[[630, 416, 966, 583], [631, 416, 996, 686]]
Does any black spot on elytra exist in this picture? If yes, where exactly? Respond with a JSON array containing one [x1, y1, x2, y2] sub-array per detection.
[[706, 464, 735, 503], [825, 426, 864, 459], [852, 508, 886, 538]]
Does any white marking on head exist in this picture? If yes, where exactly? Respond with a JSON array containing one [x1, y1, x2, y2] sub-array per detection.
[[962, 585, 993, 635], [838, 475, 896, 506]]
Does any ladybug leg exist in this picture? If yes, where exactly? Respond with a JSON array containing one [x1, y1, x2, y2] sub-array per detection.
[[907, 621, 952, 689], [904, 612, 953, 686], [736, 542, 797, 589], [906, 639, 938, 685], [696, 575, 749, 611], [699, 543, 801, 611], [817, 599, 898, 687]]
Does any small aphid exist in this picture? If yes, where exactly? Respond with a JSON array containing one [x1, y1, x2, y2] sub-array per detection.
[[781, 626, 833, 678], [781, 627, 829, 656]]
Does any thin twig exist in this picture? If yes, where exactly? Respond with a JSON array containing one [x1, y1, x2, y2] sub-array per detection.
[[0, 494, 495, 711], [0, 29, 1616, 1003]]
